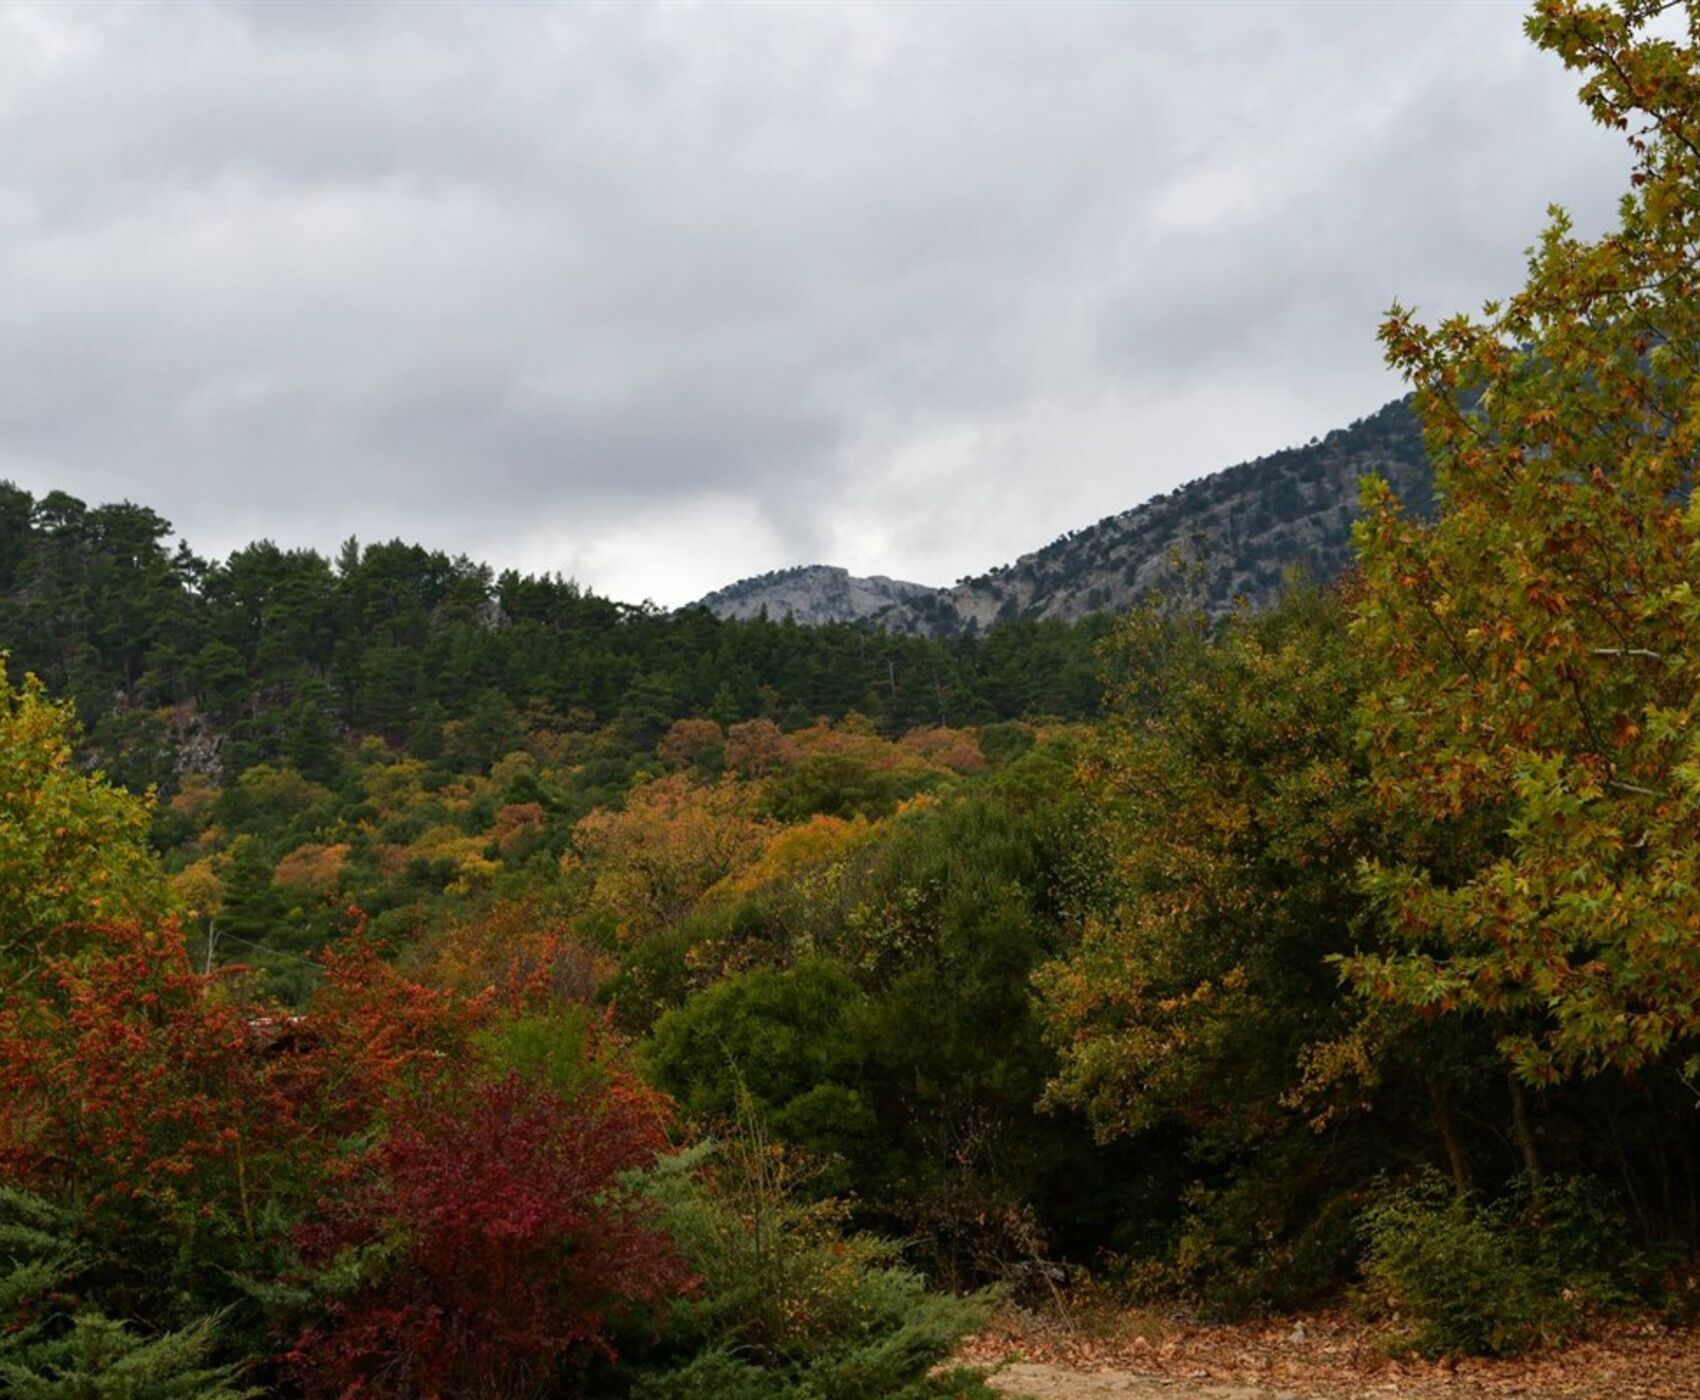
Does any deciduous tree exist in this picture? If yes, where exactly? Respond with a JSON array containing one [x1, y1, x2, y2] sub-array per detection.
[[1350, 0, 1700, 1082], [0, 659, 171, 969]]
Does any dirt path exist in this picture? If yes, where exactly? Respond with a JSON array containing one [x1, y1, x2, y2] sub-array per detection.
[[991, 1363, 1288, 1399]]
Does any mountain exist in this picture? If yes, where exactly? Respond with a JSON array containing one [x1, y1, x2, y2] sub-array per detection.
[[695, 565, 938, 626], [693, 396, 1433, 634]]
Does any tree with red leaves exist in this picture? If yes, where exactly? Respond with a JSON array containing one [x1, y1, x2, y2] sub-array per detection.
[[0, 912, 498, 1324], [0, 921, 286, 1256], [289, 1067, 688, 1400]]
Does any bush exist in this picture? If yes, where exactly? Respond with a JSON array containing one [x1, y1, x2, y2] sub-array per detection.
[[642, 960, 878, 1192], [1359, 1172, 1640, 1357], [763, 754, 909, 823], [1168, 1143, 1364, 1317], [0, 1186, 255, 1400], [287, 1069, 688, 1398], [622, 1101, 1001, 1399]]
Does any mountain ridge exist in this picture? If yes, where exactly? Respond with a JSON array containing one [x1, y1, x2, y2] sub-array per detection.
[[693, 395, 1433, 634]]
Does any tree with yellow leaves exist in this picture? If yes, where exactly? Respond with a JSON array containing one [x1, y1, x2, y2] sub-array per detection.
[[0, 659, 171, 968]]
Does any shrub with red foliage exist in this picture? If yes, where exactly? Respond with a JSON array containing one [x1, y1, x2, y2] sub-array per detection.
[[0, 921, 285, 1236], [289, 1068, 689, 1400], [0, 919, 490, 1315], [304, 933, 484, 1129], [1, 913, 684, 1392]]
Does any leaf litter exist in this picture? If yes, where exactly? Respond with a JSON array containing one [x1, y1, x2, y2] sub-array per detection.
[[958, 1305, 1700, 1399]]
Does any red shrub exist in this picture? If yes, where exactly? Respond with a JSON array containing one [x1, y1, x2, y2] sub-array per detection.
[[289, 1068, 688, 1399], [0, 920, 488, 1296], [304, 934, 483, 1129], [0, 921, 286, 1232], [0, 915, 682, 1394]]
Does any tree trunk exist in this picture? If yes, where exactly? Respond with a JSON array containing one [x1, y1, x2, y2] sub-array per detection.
[[1432, 1083, 1471, 1196], [1508, 1073, 1542, 1188]]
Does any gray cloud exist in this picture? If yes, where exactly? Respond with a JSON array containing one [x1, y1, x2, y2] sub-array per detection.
[[0, 1, 1632, 604]]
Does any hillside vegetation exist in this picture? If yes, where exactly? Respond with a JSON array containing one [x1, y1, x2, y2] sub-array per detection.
[[3, 3, 1700, 1397]]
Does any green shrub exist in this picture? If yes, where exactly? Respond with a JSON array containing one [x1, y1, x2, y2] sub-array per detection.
[[642, 960, 878, 1192], [1169, 1146, 1363, 1317], [0, 1187, 255, 1399], [472, 1005, 604, 1093], [763, 754, 925, 823], [620, 1101, 1001, 1399], [640, 757, 1137, 1280], [1359, 1171, 1640, 1357]]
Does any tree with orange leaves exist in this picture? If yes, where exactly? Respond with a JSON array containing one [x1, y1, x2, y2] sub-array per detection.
[[568, 775, 774, 942]]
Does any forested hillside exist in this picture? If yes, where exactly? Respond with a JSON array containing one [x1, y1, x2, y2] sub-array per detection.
[[5, 4, 1700, 1398], [0, 483, 1106, 787], [699, 395, 1431, 632]]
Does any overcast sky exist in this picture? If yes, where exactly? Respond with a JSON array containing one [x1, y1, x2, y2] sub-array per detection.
[[0, 1, 1631, 606]]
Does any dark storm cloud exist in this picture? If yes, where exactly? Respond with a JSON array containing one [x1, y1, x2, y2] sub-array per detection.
[[0, 1, 1632, 603]]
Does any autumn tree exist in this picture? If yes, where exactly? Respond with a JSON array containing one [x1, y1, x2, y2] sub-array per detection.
[[412, 896, 600, 1006], [568, 775, 774, 942], [724, 718, 798, 779], [0, 658, 172, 967], [1037, 590, 1387, 1145], [657, 718, 725, 774], [1031, 590, 1468, 1304], [1349, 0, 1700, 1083]]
